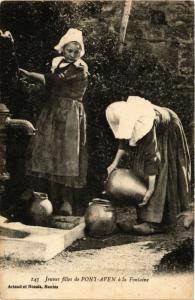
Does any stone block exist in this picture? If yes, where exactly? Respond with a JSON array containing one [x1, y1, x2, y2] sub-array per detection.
[[0, 217, 85, 261], [0, 215, 8, 224]]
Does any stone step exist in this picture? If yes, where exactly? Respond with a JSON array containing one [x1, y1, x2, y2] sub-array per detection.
[[0, 216, 85, 261]]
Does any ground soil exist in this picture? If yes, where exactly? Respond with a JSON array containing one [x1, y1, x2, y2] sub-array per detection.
[[0, 207, 193, 277]]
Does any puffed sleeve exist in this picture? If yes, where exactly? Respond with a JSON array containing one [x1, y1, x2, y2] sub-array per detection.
[[142, 125, 161, 175], [44, 71, 76, 86], [44, 64, 88, 87]]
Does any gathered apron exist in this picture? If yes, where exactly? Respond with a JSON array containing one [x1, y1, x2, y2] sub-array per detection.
[[26, 96, 87, 188]]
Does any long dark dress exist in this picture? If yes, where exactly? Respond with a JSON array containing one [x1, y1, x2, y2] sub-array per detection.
[[119, 105, 191, 225], [26, 61, 88, 188]]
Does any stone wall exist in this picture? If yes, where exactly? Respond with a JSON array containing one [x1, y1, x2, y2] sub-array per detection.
[[80, 0, 194, 186], [99, 0, 194, 142], [100, 1, 194, 100], [79, 0, 193, 124], [127, 1, 193, 96]]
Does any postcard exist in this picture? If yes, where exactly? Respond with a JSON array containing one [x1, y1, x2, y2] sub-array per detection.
[[0, 1, 194, 299]]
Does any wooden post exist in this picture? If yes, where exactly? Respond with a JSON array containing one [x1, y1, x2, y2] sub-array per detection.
[[119, 0, 133, 54]]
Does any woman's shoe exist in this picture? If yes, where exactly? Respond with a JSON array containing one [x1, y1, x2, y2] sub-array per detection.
[[133, 222, 163, 235]]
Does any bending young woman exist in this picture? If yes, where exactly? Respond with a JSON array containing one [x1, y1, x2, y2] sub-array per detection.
[[106, 96, 191, 234]]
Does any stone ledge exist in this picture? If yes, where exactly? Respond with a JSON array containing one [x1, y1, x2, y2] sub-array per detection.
[[0, 217, 85, 261]]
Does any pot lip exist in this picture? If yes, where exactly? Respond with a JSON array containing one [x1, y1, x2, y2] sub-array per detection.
[[92, 198, 110, 201], [92, 198, 111, 204]]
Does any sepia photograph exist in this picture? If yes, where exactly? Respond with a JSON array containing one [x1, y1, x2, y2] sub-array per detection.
[[0, 0, 194, 299]]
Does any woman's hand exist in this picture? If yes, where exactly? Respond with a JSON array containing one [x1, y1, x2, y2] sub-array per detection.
[[138, 188, 154, 207], [138, 174, 156, 207], [77, 64, 89, 79], [107, 162, 117, 176]]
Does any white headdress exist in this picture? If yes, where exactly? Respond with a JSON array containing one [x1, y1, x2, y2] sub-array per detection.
[[106, 96, 155, 146], [54, 28, 85, 57]]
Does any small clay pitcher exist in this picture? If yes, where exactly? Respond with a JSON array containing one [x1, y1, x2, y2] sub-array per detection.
[[29, 192, 53, 226]]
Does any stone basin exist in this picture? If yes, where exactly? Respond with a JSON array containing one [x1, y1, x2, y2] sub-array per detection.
[[0, 216, 85, 261], [0, 227, 29, 238]]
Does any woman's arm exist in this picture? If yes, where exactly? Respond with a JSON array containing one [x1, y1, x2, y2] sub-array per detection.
[[107, 148, 126, 175], [138, 174, 156, 207], [137, 125, 159, 207], [19, 68, 45, 84]]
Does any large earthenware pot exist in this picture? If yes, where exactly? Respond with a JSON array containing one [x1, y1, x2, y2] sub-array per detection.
[[104, 168, 147, 205], [29, 192, 53, 226], [85, 198, 117, 237]]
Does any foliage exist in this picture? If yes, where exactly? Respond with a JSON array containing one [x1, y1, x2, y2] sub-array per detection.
[[155, 238, 194, 273], [0, 1, 193, 194]]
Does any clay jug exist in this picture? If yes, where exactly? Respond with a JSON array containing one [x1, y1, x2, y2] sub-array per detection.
[[105, 168, 147, 205], [29, 192, 53, 226], [85, 198, 117, 237]]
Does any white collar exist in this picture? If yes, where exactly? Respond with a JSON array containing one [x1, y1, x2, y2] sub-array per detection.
[[51, 56, 87, 73]]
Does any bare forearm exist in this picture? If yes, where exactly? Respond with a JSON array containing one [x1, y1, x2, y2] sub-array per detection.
[[139, 175, 156, 207], [148, 175, 156, 192], [29, 72, 45, 84], [19, 68, 45, 84], [113, 148, 126, 166], [107, 148, 126, 175]]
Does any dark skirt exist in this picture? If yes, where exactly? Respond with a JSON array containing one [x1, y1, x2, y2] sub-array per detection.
[[129, 107, 191, 225]]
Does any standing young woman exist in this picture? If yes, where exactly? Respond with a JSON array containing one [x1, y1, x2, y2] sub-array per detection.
[[106, 96, 191, 234], [20, 28, 88, 215]]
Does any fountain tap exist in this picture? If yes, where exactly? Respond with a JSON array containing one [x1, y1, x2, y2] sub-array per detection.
[[0, 103, 36, 204], [5, 117, 36, 135], [0, 103, 36, 135]]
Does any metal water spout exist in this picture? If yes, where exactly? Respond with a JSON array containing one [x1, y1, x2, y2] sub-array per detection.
[[0, 103, 36, 205], [0, 103, 36, 135], [5, 116, 36, 135]]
